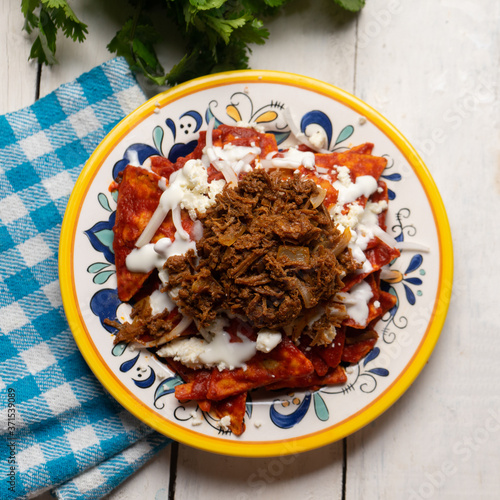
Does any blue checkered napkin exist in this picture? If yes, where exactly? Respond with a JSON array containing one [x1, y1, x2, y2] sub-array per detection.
[[0, 57, 170, 500]]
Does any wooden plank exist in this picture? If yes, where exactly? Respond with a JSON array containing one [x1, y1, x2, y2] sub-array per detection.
[[0, 0, 39, 113], [250, 0, 359, 91], [346, 0, 500, 498], [174, 443, 344, 500]]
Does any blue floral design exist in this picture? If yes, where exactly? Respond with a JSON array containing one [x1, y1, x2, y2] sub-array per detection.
[[84, 211, 115, 265], [89, 288, 120, 333], [112, 143, 160, 179], [380, 155, 402, 200], [270, 393, 312, 429]]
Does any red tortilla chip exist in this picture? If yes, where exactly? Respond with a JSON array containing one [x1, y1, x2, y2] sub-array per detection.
[[267, 365, 347, 390], [175, 369, 212, 401], [113, 165, 195, 301], [314, 150, 387, 181], [348, 143, 374, 155], [206, 337, 314, 401], [150, 155, 177, 179], [316, 326, 346, 369], [212, 392, 247, 436], [342, 239, 400, 292], [342, 328, 378, 364]]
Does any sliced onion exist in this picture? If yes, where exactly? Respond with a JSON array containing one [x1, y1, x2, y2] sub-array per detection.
[[259, 159, 273, 170], [204, 119, 239, 185], [171, 205, 190, 240], [310, 186, 327, 208], [142, 316, 193, 347], [213, 160, 239, 185], [379, 267, 401, 281], [316, 166, 330, 174], [345, 329, 378, 345], [218, 224, 247, 246], [284, 107, 330, 154], [333, 292, 358, 306], [332, 227, 351, 256], [294, 278, 314, 308], [206, 117, 215, 149], [373, 225, 399, 248], [328, 303, 347, 318], [234, 153, 257, 174], [135, 204, 168, 248], [277, 246, 310, 265], [396, 241, 430, 252]]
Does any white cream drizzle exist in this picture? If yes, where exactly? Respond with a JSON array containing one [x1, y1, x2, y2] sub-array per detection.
[[338, 280, 373, 326], [264, 147, 316, 170], [126, 231, 197, 274], [149, 288, 175, 316], [157, 319, 257, 371], [333, 174, 378, 206]]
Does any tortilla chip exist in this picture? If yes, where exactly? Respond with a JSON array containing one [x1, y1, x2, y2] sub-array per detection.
[[206, 338, 314, 401], [113, 165, 194, 301], [212, 392, 247, 436]]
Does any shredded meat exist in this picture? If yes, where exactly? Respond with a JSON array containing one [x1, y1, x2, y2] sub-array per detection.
[[165, 169, 357, 332], [105, 296, 184, 345]]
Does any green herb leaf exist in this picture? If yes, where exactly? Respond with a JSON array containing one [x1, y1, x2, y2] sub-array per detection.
[[332, 0, 365, 13], [21, 0, 365, 84], [188, 0, 228, 10]]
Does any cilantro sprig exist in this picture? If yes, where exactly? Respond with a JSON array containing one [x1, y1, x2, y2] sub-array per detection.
[[21, 0, 365, 86]]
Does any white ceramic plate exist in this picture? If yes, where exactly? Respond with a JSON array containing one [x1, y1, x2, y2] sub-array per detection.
[[59, 70, 453, 457]]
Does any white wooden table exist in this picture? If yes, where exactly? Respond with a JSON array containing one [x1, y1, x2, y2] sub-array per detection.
[[3, 1, 499, 498]]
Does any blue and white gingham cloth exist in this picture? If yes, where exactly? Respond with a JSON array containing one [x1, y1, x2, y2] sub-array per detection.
[[0, 58, 170, 500]]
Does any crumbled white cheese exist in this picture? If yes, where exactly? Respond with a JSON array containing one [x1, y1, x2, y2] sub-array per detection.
[[190, 411, 203, 426], [331, 202, 364, 229], [156, 336, 208, 370], [176, 160, 225, 220], [366, 199, 388, 215], [157, 319, 257, 371], [134, 159, 224, 248], [335, 165, 353, 187], [305, 124, 328, 150], [256, 330, 282, 353], [217, 415, 232, 431]]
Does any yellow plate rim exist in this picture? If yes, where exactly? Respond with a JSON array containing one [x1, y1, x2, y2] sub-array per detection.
[[59, 69, 453, 457]]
